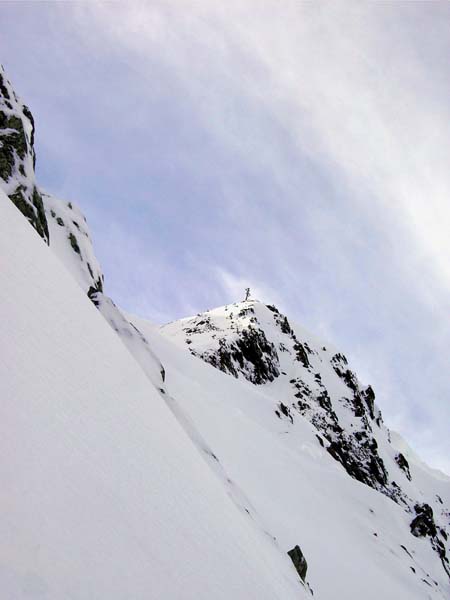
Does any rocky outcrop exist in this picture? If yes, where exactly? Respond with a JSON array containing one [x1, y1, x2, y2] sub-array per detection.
[[410, 504, 450, 577], [164, 300, 449, 580], [0, 66, 49, 243], [411, 503, 437, 538], [288, 545, 308, 582], [396, 452, 412, 481], [43, 193, 104, 294], [181, 305, 281, 384], [290, 348, 409, 503]]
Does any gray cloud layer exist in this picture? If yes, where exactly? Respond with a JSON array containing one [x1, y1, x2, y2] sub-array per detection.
[[1, 1, 449, 472]]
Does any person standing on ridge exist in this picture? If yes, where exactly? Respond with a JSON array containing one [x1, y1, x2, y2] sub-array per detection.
[[244, 287, 250, 301]]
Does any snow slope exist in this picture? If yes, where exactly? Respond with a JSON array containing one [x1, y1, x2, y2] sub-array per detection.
[[0, 191, 308, 600]]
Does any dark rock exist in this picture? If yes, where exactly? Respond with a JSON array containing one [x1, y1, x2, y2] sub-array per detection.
[[31, 187, 49, 241], [395, 453, 412, 481], [351, 393, 366, 417], [87, 287, 100, 307], [288, 545, 308, 582], [410, 504, 437, 538], [278, 402, 293, 423], [330, 352, 348, 367], [362, 385, 376, 419], [22, 105, 35, 149], [327, 438, 388, 489], [0, 71, 49, 243], [266, 304, 280, 314], [9, 186, 49, 241], [293, 341, 310, 369], [0, 72, 11, 99], [198, 326, 280, 385], [69, 232, 81, 255], [316, 390, 332, 411], [280, 316, 292, 334]]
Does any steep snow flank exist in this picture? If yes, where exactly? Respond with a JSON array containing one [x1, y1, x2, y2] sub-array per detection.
[[0, 192, 308, 600]]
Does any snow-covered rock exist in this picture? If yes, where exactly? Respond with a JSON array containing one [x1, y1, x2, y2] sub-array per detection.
[[158, 299, 450, 589], [0, 64, 49, 242], [42, 192, 104, 295]]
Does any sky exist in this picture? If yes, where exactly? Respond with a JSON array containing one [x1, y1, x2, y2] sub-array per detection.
[[0, 1, 449, 474]]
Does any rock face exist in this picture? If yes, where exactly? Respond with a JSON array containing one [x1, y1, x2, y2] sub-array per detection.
[[162, 299, 450, 576], [396, 452, 412, 481], [411, 503, 437, 538], [288, 545, 308, 582], [176, 306, 280, 384], [0, 65, 49, 243], [163, 302, 397, 497], [411, 504, 450, 577]]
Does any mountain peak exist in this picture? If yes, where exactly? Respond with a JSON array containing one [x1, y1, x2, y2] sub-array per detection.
[[161, 299, 450, 577]]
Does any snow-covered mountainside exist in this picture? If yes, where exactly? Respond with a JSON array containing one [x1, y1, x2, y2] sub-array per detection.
[[1, 65, 449, 599]]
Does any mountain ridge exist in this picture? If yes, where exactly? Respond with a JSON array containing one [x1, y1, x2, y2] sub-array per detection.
[[159, 298, 450, 573]]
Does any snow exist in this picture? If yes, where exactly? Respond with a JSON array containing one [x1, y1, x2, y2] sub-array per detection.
[[0, 191, 307, 600]]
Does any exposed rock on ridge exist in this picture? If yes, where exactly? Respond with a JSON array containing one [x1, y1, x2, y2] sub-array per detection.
[[0, 65, 49, 243], [162, 299, 450, 575]]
